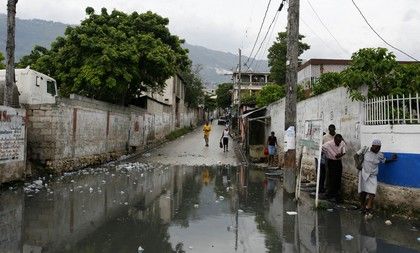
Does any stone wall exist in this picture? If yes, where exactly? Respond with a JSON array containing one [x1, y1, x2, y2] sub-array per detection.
[[0, 106, 27, 183], [26, 95, 200, 173]]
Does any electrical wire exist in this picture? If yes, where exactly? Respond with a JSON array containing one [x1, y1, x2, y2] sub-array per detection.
[[247, 1, 286, 71], [254, 12, 281, 72], [305, 0, 348, 57], [243, 0, 273, 68], [350, 0, 419, 61]]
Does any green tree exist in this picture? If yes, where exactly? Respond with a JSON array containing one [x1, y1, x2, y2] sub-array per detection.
[[256, 84, 284, 107], [215, 83, 233, 109], [392, 64, 420, 95], [241, 93, 257, 106], [25, 7, 190, 105], [16, 45, 48, 68], [312, 72, 343, 95], [267, 31, 310, 85], [204, 94, 216, 111], [0, 51, 5, 69], [181, 64, 204, 108], [342, 47, 398, 100]]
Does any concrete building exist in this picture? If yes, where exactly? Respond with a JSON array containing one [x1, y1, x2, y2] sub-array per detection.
[[297, 58, 350, 91], [231, 71, 271, 105]]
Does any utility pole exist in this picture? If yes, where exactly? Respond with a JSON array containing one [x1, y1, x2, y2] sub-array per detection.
[[237, 49, 242, 116], [283, 0, 300, 194], [4, 0, 18, 107]]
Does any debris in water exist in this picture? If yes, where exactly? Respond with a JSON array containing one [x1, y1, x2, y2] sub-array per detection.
[[89, 187, 94, 193], [138, 245, 144, 253], [345, 235, 354, 240], [219, 196, 224, 200], [385, 220, 392, 225], [327, 208, 334, 212], [286, 211, 298, 215], [194, 204, 199, 208], [238, 209, 244, 213]]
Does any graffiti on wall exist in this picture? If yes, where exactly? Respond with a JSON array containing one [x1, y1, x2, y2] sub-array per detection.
[[0, 106, 26, 164]]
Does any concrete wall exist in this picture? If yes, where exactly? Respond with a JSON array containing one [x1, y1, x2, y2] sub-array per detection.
[[26, 95, 199, 173], [265, 87, 420, 212], [0, 106, 27, 183]]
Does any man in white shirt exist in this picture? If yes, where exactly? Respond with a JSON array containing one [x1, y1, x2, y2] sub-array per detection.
[[320, 124, 336, 193], [322, 134, 346, 202]]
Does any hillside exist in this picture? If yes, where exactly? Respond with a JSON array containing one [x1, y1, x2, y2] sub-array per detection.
[[0, 14, 268, 85]]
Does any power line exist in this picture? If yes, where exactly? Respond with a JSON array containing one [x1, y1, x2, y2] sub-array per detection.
[[247, 1, 286, 70], [305, 0, 348, 56], [243, 0, 273, 67], [254, 12, 281, 72], [351, 0, 419, 61]]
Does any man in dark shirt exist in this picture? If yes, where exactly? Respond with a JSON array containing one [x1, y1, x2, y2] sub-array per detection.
[[267, 131, 278, 166]]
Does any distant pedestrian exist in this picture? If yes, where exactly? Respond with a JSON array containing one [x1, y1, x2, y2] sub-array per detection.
[[267, 131, 278, 166], [357, 139, 397, 216], [320, 124, 336, 193], [220, 126, 231, 152], [203, 121, 212, 147], [322, 134, 346, 202]]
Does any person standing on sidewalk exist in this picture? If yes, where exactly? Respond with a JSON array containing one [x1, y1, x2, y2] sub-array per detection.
[[357, 139, 397, 216], [203, 121, 212, 147], [320, 124, 336, 193], [267, 131, 279, 166], [322, 134, 346, 202]]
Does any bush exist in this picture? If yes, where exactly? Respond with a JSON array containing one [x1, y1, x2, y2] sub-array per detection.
[[165, 127, 193, 141]]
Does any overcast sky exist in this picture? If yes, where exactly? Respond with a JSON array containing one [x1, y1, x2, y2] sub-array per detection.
[[1, 0, 419, 61]]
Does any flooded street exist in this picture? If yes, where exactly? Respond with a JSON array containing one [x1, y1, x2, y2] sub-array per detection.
[[1, 125, 419, 253]]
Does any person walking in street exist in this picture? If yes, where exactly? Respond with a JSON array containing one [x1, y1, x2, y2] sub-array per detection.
[[267, 131, 279, 166], [319, 124, 336, 193], [322, 134, 346, 202], [203, 121, 212, 147], [357, 139, 397, 216], [220, 126, 231, 152]]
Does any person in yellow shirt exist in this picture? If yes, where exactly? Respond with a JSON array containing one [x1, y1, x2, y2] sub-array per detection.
[[203, 121, 211, 147]]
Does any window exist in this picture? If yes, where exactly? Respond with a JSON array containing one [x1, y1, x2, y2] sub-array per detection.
[[47, 80, 56, 96]]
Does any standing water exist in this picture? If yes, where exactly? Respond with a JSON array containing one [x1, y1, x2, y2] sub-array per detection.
[[0, 163, 419, 252]]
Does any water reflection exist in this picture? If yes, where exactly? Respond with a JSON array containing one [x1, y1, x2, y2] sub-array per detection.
[[0, 164, 419, 253]]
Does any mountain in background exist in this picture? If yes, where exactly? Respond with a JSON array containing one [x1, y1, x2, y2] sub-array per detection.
[[0, 13, 269, 86]]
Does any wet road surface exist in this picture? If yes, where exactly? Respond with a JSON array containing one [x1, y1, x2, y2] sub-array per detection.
[[0, 123, 419, 253], [142, 123, 239, 166]]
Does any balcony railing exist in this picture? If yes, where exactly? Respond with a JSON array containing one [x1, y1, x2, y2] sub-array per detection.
[[364, 93, 420, 125]]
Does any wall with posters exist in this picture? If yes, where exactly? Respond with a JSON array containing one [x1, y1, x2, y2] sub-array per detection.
[[0, 106, 27, 183]]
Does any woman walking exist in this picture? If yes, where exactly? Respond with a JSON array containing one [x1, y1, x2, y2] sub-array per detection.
[[357, 139, 397, 217], [220, 126, 230, 152]]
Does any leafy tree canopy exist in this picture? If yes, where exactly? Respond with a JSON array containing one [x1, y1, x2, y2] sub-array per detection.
[[0, 51, 5, 69], [215, 83, 233, 109], [16, 45, 48, 68], [241, 93, 257, 106], [342, 47, 420, 100], [180, 65, 204, 108], [267, 31, 310, 85], [256, 84, 284, 107], [23, 7, 190, 105], [312, 72, 343, 96]]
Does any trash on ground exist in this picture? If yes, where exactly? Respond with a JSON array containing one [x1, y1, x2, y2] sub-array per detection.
[[238, 209, 244, 213], [345, 235, 354, 240], [327, 208, 334, 212], [286, 211, 297, 215], [385, 220, 392, 225], [194, 204, 199, 208], [138, 245, 144, 253], [219, 196, 225, 200]]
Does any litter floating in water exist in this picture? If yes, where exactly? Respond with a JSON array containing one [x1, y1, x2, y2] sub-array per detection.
[[219, 196, 225, 200], [238, 209, 244, 213], [138, 245, 144, 253], [286, 211, 297, 215], [345, 235, 354, 240], [194, 204, 199, 208], [385, 220, 392, 225]]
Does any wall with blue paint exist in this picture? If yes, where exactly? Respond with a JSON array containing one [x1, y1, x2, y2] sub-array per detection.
[[361, 125, 420, 189]]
